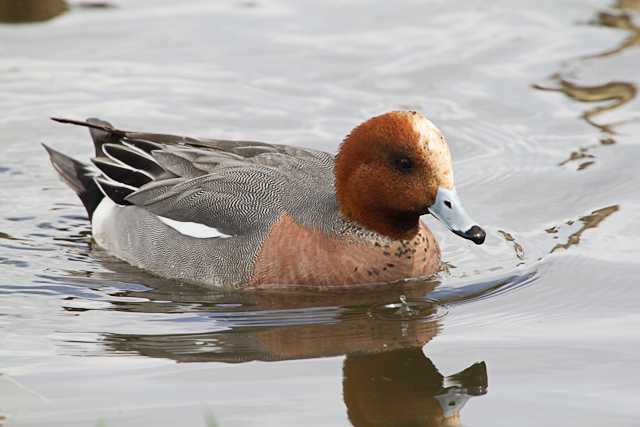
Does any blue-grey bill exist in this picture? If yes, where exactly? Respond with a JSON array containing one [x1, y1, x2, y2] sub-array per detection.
[[428, 187, 486, 245]]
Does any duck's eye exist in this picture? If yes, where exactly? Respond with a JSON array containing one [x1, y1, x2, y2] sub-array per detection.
[[395, 157, 414, 173]]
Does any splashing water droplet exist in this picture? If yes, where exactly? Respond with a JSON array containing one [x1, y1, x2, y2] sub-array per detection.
[[368, 296, 447, 321], [396, 294, 416, 317]]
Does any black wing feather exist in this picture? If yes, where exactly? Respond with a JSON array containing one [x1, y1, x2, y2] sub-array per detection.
[[102, 143, 165, 178], [91, 158, 153, 188]]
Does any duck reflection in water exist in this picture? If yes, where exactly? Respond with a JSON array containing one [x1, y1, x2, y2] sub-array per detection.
[[344, 350, 487, 427], [94, 276, 487, 427]]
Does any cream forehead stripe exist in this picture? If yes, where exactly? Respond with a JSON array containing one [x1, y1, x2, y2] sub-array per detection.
[[408, 113, 454, 189], [410, 115, 445, 151]]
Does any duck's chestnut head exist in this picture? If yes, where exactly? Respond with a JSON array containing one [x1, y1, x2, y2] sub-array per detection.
[[335, 111, 484, 243]]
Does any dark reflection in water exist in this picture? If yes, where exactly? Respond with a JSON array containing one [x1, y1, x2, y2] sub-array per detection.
[[550, 205, 619, 253], [0, 231, 21, 241], [0, 0, 67, 23]]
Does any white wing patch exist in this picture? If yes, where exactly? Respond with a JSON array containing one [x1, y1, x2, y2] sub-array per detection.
[[158, 216, 232, 239]]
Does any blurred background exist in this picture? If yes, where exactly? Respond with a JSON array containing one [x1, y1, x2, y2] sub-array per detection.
[[0, 1, 639, 426]]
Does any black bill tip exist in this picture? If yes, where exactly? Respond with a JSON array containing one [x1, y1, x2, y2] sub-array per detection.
[[454, 225, 486, 245]]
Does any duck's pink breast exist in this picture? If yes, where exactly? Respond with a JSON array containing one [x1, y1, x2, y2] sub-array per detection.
[[247, 214, 441, 289]]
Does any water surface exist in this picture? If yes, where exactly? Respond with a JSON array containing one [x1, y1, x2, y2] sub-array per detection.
[[1, 0, 639, 426]]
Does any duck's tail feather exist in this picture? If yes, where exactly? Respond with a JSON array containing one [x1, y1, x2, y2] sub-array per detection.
[[42, 143, 104, 219], [51, 117, 126, 157]]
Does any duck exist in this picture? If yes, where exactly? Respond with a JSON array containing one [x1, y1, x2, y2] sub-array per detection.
[[44, 111, 485, 289]]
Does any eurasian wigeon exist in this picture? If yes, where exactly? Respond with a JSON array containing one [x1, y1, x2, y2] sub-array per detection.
[[44, 111, 485, 289]]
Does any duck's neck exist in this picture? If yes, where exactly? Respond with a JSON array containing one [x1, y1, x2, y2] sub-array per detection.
[[342, 208, 421, 241]]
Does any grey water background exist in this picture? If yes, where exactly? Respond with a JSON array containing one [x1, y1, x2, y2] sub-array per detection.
[[1, 0, 640, 426]]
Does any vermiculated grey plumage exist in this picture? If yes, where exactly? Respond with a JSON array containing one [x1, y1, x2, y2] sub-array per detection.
[[47, 117, 352, 287]]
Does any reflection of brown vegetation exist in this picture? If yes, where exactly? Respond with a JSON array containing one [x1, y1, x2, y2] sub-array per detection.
[[584, 10, 640, 58], [551, 205, 619, 253], [576, 160, 595, 170], [615, 0, 640, 11], [532, 0, 640, 170], [497, 230, 524, 261], [557, 147, 594, 167], [0, 0, 68, 23], [533, 79, 636, 134], [0, 1, 115, 23], [532, 79, 636, 169], [614, 0, 640, 11], [583, 0, 640, 58], [344, 349, 487, 427]]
